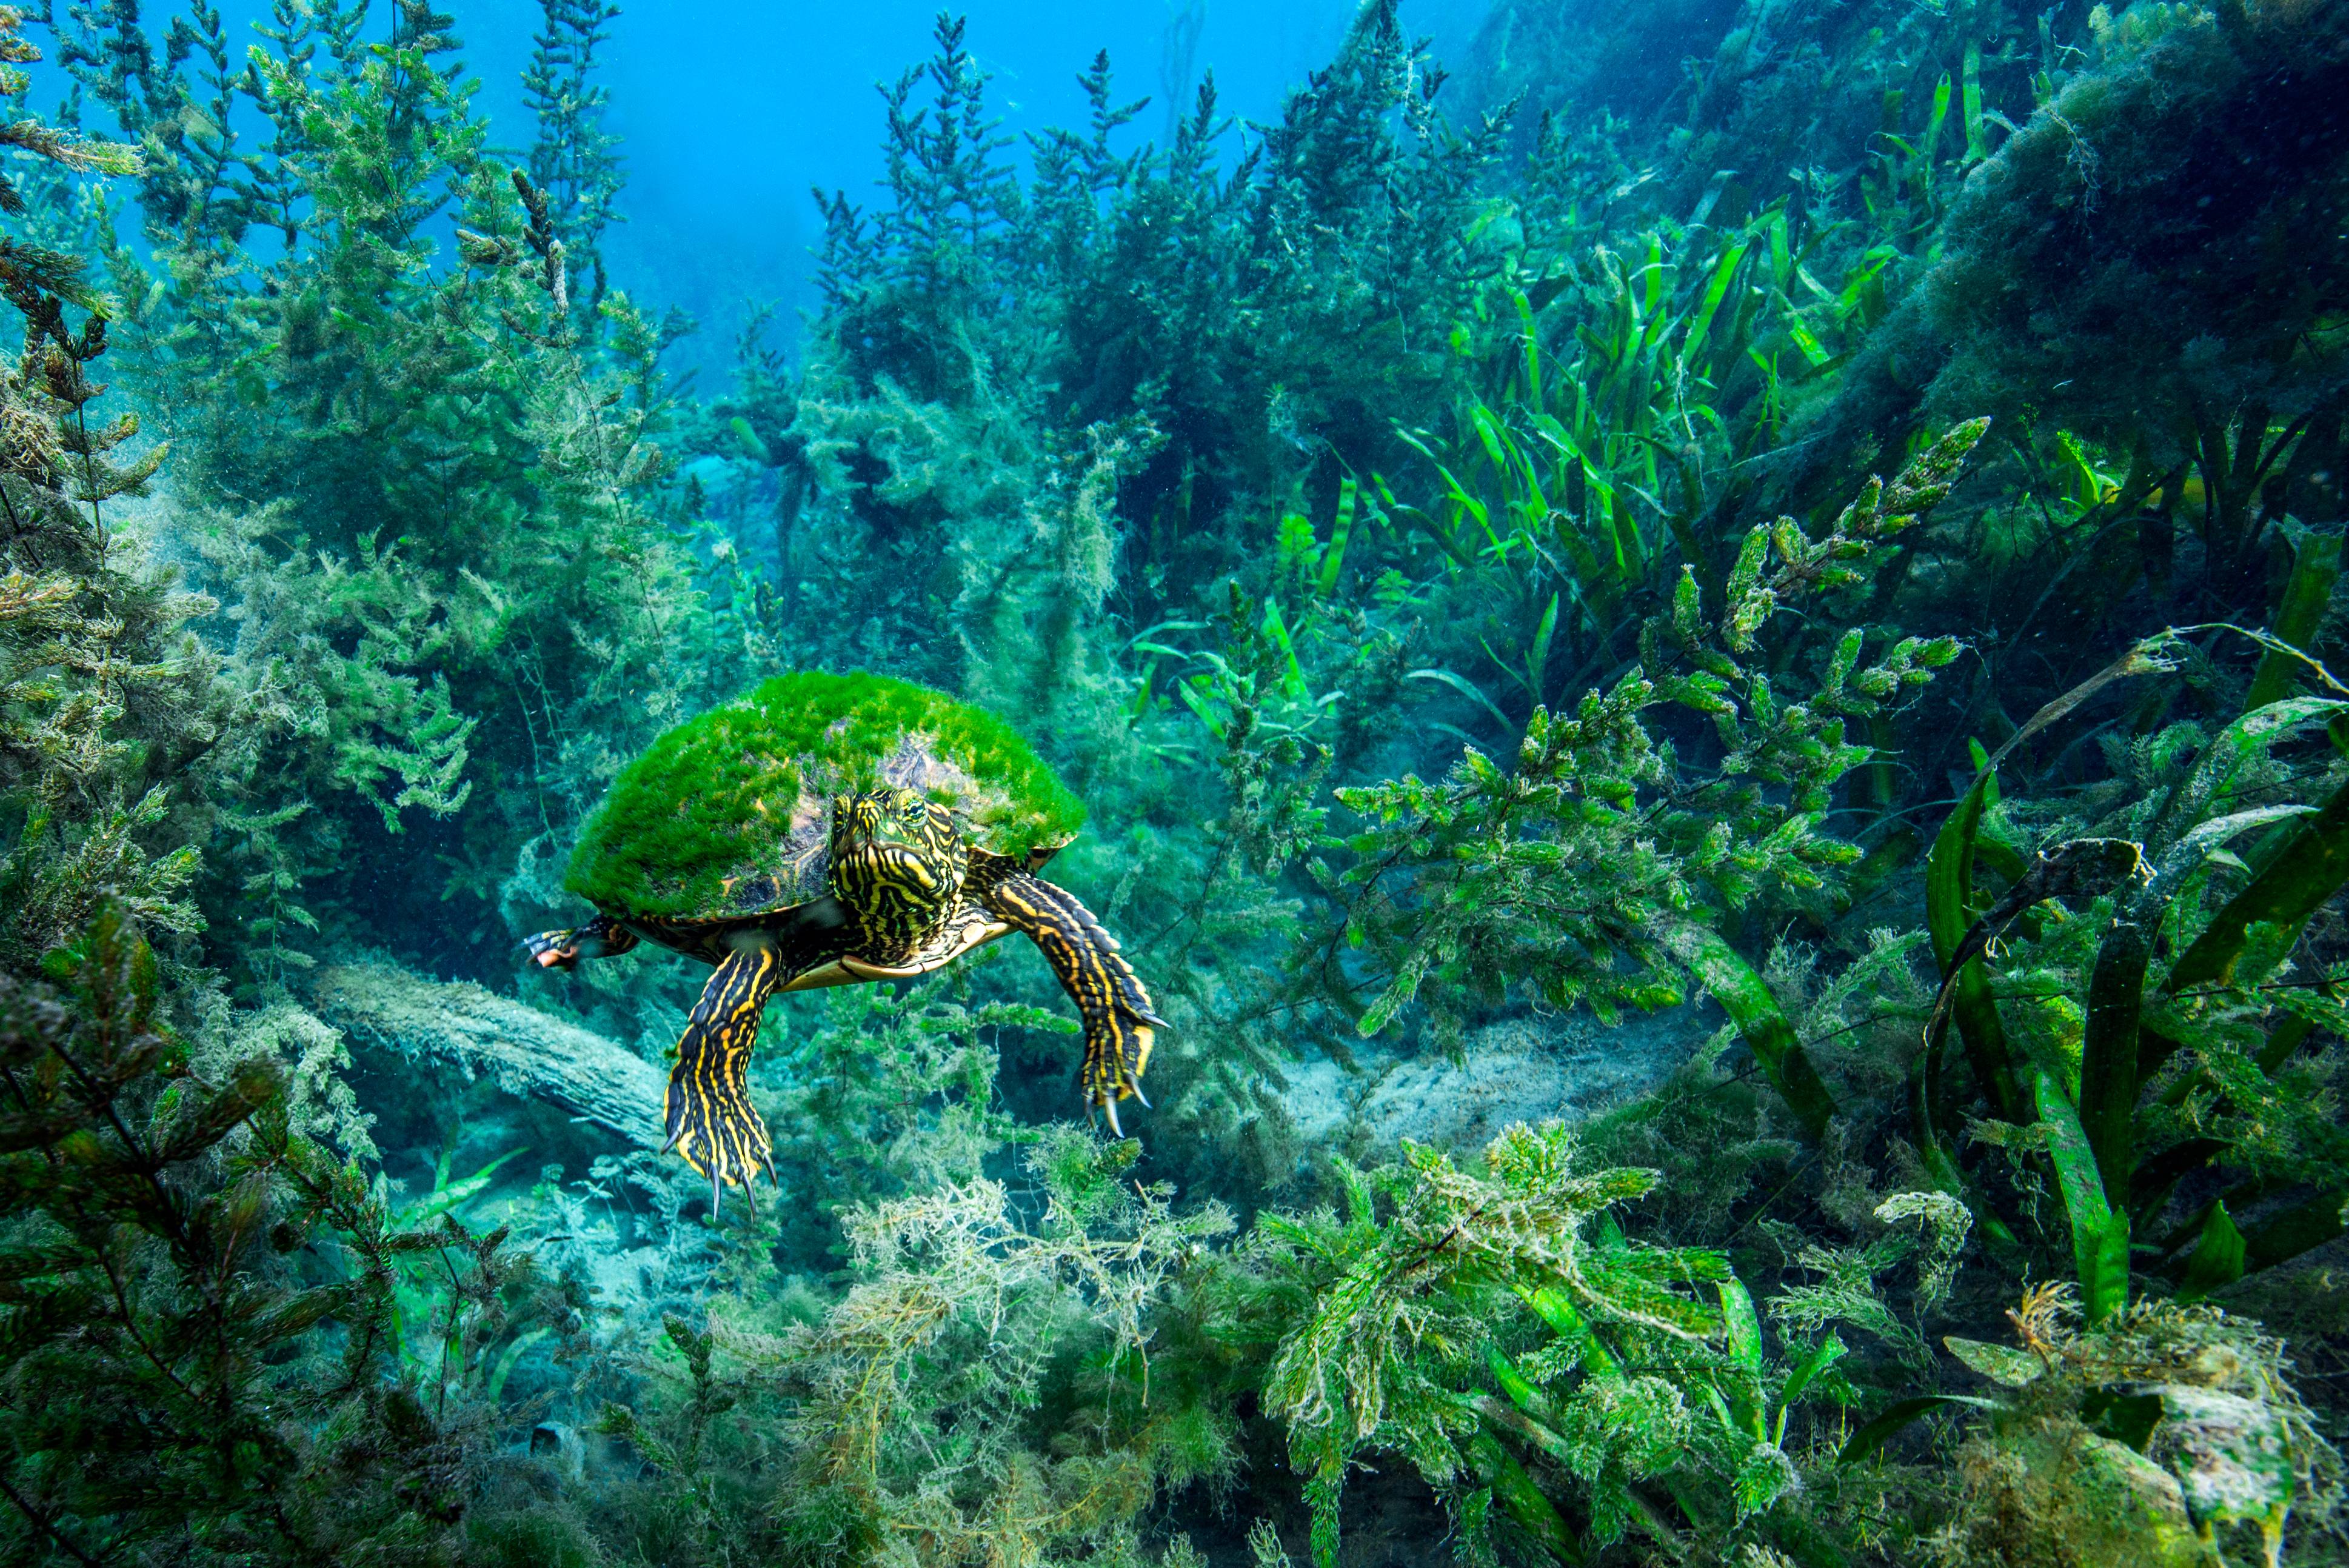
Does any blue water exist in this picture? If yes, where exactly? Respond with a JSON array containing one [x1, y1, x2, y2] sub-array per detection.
[[35, 0, 1490, 369]]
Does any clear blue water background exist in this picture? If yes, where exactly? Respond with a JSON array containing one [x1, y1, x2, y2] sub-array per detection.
[[35, 0, 1492, 373]]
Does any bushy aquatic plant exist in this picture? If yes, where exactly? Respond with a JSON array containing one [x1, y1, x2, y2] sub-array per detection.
[[1315, 421, 1980, 1123], [592, 1129, 1235, 1568], [0, 904, 582, 1564]]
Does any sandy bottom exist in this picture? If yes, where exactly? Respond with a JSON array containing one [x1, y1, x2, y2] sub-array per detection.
[[1278, 999, 1720, 1155]]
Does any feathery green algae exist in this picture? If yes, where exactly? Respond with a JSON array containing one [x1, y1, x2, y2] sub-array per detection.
[[564, 672, 1086, 919]]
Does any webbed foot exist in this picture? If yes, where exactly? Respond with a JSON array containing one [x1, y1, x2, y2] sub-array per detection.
[[979, 872, 1161, 1135], [524, 929, 582, 970], [525, 915, 639, 971]]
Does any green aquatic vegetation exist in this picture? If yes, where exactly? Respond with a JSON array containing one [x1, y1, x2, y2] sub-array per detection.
[[0, 13, 228, 967], [1237, 1121, 1726, 1562], [1320, 422, 1979, 1115], [45, 0, 735, 991], [1234, 1121, 1984, 1564], [789, 0, 1506, 661], [521, 0, 626, 324], [761, 972, 1051, 1254], [1922, 1284, 2341, 1568], [1359, 170, 1941, 747], [1901, 0, 2349, 584], [0, 904, 580, 1564], [595, 1131, 1235, 1568], [0, 0, 2345, 1564], [1906, 666, 2349, 1327]]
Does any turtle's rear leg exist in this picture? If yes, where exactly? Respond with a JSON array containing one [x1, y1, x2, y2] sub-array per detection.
[[524, 914, 640, 972], [664, 939, 783, 1209]]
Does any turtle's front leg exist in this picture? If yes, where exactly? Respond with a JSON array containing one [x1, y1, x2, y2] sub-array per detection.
[[979, 873, 1165, 1136], [664, 935, 784, 1211], [523, 914, 640, 972]]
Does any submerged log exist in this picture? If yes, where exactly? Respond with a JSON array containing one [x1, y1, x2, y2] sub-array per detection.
[[307, 956, 666, 1149]]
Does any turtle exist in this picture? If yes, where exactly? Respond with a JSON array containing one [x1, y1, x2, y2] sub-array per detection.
[[524, 671, 1163, 1211]]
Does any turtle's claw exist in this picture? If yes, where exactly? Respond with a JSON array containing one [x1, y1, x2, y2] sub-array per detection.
[[1102, 1096, 1124, 1139]]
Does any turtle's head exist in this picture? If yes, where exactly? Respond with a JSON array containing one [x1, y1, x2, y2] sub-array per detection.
[[829, 788, 966, 944]]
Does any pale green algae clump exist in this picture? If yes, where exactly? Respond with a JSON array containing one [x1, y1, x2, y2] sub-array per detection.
[[564, 671, 1087, 919]]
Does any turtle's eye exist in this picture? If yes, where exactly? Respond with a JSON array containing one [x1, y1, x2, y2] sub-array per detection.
[[900, 796, 928, 826]]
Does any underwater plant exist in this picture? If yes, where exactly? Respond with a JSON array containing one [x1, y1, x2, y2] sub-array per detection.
[[0, 0, 2338, 1563], [0, 904, 584, 1563]]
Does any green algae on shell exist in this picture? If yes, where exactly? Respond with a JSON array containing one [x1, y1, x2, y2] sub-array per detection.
[[564, 672, 1086, 920]]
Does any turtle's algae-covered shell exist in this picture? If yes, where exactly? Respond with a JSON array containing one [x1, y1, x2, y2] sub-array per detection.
[[566, 672, 1084, 921]]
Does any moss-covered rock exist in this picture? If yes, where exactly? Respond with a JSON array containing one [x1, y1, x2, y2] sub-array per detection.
[[1957, 1420, 2208, 1568], [564, 671, 1086, 920]]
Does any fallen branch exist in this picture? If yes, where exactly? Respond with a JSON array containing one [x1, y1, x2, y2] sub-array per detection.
[[306, 955, 666, 1149]]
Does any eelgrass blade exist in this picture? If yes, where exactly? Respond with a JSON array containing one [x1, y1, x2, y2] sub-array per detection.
[[1672, 924, 1838, 1139], [1926, 773, 2023, 1121], [1837, 1394, 1997, 1466], [2166, 776, 2349, 993], [2080, 917, 2148, 1211], [2036, 1066, 2127, 1323], [2178, 1200, 2247, 1301]]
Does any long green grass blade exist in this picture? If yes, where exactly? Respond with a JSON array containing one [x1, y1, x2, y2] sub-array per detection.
[[1778, 1333, 1846, 1429], [1920, 72, 1951, 189], [1514, 287, 1541, 409], [1526, 593, 1559, 703], [2165, 776, 2349, 992], [1837, 1395, 1997, 1466], [1483, 1344, 1546, 1416], [1407, 668, 1515, 733], [2244, 529, 2342, 711], [1512, 1284, 1622, 1378], [1673, 924, 1838, 1139], [1468, 1429, 1585, 1564], [1683, 239, 1750, 366], [2080, 918, 2147, 1210], [1470, 402, 1510, 473], [1263, 598, 1306, 699], [1961, 44, 1987, 165], [1318, 476, 1359, 595], [1927, 774, 2022, 1119], [1176, 676, 1226, 739], [2178, 1200, 2247, 1301], [2036, 1066, 2127, 1323], [1720, 1277, 1765, 1375], [403, 1146, 527, 1225], [485, 1325, 550, 1402]]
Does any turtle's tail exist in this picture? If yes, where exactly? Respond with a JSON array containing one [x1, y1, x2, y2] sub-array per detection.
[[664, 942, 780, 1205]]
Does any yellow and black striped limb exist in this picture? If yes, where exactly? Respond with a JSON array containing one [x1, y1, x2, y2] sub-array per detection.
[[981, 872, 1164, 1134], [664, 941, 783, 1210]]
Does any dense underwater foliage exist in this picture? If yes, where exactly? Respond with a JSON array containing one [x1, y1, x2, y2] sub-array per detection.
[[0, 0, 2347, 1562]]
